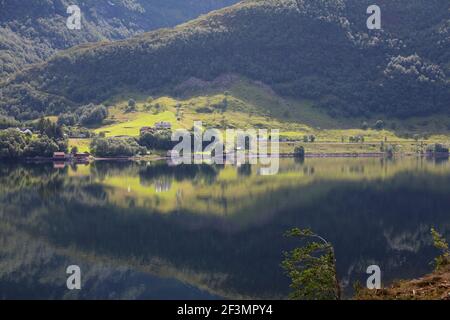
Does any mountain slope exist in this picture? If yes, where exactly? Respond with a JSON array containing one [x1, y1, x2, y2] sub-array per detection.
[[1, 0, 449, 120], [0, 0, 239, 77]]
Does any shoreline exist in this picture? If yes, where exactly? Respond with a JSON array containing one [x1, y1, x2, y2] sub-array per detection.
[[11, 151, 450, 164]]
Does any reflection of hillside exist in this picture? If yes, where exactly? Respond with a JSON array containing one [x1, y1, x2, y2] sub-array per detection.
[[383, 226, 432, 253], [0, 163, 60, 194], [1, 159, 450, 298], [72, 158, 450, 221], [0, 222, 219, 300]]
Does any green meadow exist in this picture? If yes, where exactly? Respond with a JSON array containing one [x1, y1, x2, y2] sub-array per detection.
[[68, 80, 450, 155]]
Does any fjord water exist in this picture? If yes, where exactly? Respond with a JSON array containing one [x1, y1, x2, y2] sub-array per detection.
[[1, 158, 450, 299]]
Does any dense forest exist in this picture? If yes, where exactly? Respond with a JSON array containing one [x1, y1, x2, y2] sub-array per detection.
[[0, 0, 239, 77], [0, 0, 449, 120]]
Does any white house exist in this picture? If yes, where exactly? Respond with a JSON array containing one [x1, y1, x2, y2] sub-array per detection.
[[154, 121, 172, 130]]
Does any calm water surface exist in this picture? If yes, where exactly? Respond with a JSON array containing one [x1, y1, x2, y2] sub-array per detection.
[[1, 157, 450, 299]]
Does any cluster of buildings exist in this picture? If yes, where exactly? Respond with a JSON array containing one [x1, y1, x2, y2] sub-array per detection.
[[53, 122, 173, 163], [140, 121, 172, 135], [53, 152, 90, 162]]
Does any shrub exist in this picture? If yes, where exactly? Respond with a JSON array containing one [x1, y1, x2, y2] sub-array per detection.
[[24, 135, 60, 157], [282, 228, 340, 300], [57, 113, 78, 126], [374, 120, 385, 131], [196, 107, 214, 114], [431, 228, 450, 271], [0, 115, 20, 129], [0, 129, 66, 159], [126, 99, 137, 113], [361, 121, 369, 130], [90, 137, 142, 157], [138, 129, 174, 150], [0, 129, 28, 159], [79, 104, 108, 126], [294, 146, 305, 158]]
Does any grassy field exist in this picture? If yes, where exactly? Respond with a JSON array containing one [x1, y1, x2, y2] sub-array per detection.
[[68, 138, 91, 153], [279, 141, 431, 155], [70, 78, 450, 154], [94, 111, 181, 137]]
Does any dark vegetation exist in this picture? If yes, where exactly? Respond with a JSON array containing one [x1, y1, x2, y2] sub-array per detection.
[[294, 146, 305, 158], [285, 227, 450, 300], [0, 0, 448, 120], [1, 161, 450, 298], [138, 129, 174, 151], [282, 228, 340, 300], [0, 115, 20, 129], [0, 118, 68, 159], [431, 228, 450, 271], [90, 136, 145, 158], [0, 0, 239, 77], [90, 126, 227, 158], [90, 128, 174, 157], [56, 104, 108, 127], [427, 143, 450, 155]]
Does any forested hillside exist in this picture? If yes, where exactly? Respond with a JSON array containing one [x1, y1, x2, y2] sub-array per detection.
[[0, 0, 449, 120], [0, 0, 239, 77]]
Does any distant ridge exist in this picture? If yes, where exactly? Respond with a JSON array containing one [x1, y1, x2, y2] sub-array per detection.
[[0, 0, 240, 77]]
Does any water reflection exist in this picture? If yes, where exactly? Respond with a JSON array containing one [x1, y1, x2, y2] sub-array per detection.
[[0, 157, 450, 299]]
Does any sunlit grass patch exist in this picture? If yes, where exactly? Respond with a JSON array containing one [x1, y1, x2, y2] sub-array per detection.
[[68, 138, 92, 153], [93, 79, 450, 146], [95, 111, 180, 137]]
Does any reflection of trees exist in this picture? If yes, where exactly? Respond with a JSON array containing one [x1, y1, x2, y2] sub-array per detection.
[[154, 178, 172, 192], [139, 163, 220, 186], [0, 163, 62, 195], [237, 163, 252, 176], [349, 165, 365, 174], [0, 184, 288, 298], [294, 157, 305, 164], [89, 161, 140, 181], [430, 157, 450, 166], [1, 162, 450, 299], [0, 221, 214, 300], [303, 166, 315, 175]]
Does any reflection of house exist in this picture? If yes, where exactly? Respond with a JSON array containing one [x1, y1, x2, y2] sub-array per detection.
[[73, 152, 90, 162], [53, 162, 66, 169], [53, 152, 66, 160], [155, 179, 172, 193]]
